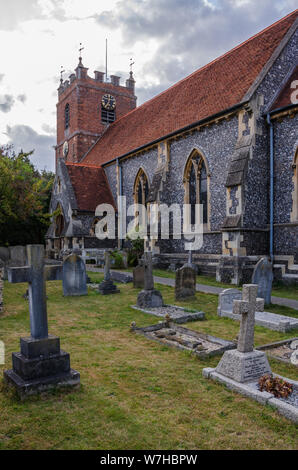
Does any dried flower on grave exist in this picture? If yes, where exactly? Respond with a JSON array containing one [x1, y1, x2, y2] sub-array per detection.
[[258, 374, 293, 398]]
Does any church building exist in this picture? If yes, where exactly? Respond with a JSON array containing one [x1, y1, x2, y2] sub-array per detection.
[[46, 10, 298, 285]]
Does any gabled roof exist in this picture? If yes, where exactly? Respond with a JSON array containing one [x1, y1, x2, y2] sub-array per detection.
[[83, 10, 297, 166], [66, 162, 116, 212], [271, 65, 298, 111]]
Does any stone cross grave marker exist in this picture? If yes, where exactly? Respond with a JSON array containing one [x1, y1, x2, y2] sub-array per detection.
[[137, 251, 163, 308], [4, 245, 80, 397], [233, 284, 258, 353], [63, 252, 87, 296], [252, 256, 273, 305], [98, 250, 119, 295], [214, 284, 272, 383]]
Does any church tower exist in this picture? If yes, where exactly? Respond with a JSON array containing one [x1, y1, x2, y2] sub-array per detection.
[[56, 55, 136, 164]]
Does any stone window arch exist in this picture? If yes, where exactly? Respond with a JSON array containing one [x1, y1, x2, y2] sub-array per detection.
[[183, 149, 210, 227], [133, 168, 150, 229], [54, 205, 65, 237], [65, 103, 70, 129], [134, 168, 149, 207], [291, 147, 298, 222]]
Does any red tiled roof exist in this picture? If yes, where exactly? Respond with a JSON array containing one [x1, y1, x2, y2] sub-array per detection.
[[66, 162, 116, 211], [83, 10, 297, 166], [271, 65, 298, 110]]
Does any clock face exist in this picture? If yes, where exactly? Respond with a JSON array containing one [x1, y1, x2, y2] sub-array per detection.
[[101, 94, 116, 110], [63, 141, 69, 157]]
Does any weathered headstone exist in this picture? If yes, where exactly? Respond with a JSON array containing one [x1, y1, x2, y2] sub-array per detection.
[[218, 287, 298, 332], [137, 251, 163, 308], [175, 262, 196, 300], [0, 267, 3, 313], [252, 257, 273, 305], [133, 264, 145, 288], [3, 244, 80, 398], [63, 252, 87, 296], [218, 288, 264, 316], [98, 251, 120, 295], [214, 284, 271, 383]]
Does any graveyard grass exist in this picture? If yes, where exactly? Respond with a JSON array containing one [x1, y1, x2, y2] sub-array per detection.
[[0, 274, 297, 450]]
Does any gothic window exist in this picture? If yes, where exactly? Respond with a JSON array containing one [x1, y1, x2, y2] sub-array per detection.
[[55, 214, 64, 237], [65, 103, 70, 129], [133, 169, 150, 229], [134, 169, 149, 207], [184, 150, 209, 226]]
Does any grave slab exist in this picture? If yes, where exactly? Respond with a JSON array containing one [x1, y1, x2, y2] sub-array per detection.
[[132, 321, 235, 358], [131, 304, 205, 323], [218, 288, 298, 332], [256, 337, 298, 365]]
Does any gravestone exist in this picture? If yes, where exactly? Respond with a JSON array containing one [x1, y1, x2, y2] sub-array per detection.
[[218, 288, 264, 316], [98, 251, 120, 295], [137, 251, 163, 308], [3, 244, 80, 398], [175, 254, 196, 300], [133, 264, 145, 288], [0, 268, 3, 313], [214, 284, 271, 383], [63, 252, 87, 296], [252, 257, 273, 305], [218, 287, 298, 332]]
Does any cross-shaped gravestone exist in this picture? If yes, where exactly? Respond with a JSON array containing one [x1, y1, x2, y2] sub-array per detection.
[[103, 250, 111, 281], [98, 250, 119, 295], [143, 251, 154, 291], [233, 284, 258, 353], [4, 244, 80, 398], [8, 244, 62, 339]]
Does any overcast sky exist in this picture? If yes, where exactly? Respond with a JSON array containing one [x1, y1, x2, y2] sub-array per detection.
[[0, 0, 296, 172]]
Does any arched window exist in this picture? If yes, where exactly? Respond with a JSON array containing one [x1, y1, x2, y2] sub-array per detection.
[[134, 168, 149, 207], [184, 150, 209, 226], [133, 169, 150, 229], [54, 205, 65, 237], [65, 103, 70, 129], [291, 147, 298, 222]]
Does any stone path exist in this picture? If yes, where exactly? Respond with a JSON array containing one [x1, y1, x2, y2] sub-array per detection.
[[86, 267, 298, 311]]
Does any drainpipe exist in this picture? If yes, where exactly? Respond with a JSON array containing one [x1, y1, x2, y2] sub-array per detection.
[[266, 113, 274, 262], [117, 158, 123, 249]]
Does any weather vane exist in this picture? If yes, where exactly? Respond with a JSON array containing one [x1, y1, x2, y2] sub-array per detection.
[[60, 66, 65, 83], [79, 42, 84, 60], [130, 58, 135, 73]]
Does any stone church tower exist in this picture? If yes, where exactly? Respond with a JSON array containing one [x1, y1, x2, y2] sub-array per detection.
[[56, 57, 136, 165]]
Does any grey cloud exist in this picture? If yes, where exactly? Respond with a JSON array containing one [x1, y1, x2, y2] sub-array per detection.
[[0, 74, 4, 82], [0, 0, 68, 31], [4, 124, 55, 171], [0, 0, 43, 30], [0, 94, 15, 113], [17, 94, 27, 103], [42, 123, 56, 134], [96, 0, 297, 104]]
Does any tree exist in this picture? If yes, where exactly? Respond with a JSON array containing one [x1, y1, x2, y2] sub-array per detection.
[[0, 146, 54, 246]]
